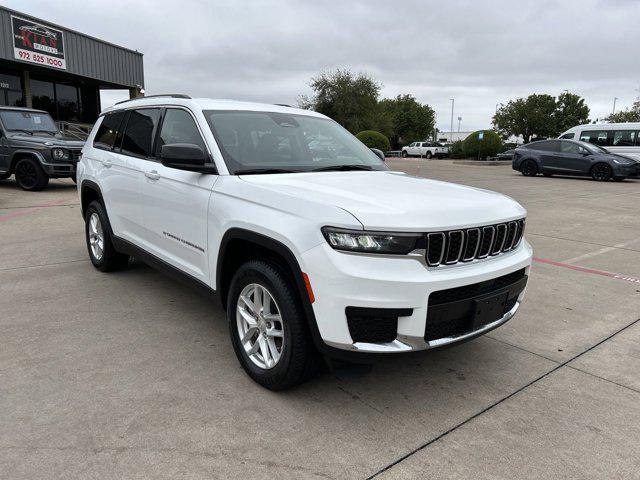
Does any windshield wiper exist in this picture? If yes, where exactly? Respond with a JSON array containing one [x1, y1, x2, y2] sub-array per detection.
[[33, 130, 57, 135], [311, 164, 373, 172], [9, 129, 34, 136], [235, 168, 301, 175]]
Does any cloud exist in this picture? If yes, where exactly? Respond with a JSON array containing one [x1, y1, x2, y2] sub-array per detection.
[[8, 0, 640, 130]]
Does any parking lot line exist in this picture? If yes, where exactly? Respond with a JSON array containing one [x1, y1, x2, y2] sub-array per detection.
[[0, 197, 75, 222], [533, 257, 640, 284]]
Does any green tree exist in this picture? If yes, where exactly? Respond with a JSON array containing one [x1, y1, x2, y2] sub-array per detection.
[[555, 92, 590, 133], [298, 69, 381, 134], [356, 130, 391, 152], [379, 94, 436, 149], [606, 100, 640, 123], [493, 92, 590, 141]]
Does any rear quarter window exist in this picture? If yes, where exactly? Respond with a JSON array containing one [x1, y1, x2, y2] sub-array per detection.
[[93, 111, 126, 150]]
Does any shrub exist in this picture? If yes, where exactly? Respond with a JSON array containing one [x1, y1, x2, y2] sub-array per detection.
[[356, 130, 391, 152], [449, 140, 466, 159], [462, 130, 503, 159]]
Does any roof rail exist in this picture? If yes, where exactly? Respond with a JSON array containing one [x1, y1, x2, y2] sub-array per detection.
[[115, 94, 192, 105]]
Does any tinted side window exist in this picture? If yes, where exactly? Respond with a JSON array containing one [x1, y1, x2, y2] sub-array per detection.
[[560, 141, 584, 154], [120, 108, 161, 158], [529, 141, 559, 152], [560, 132, 575, 139], [93, 111, 125, 150], [612, 130, 636, 146], [158, 109, 206, 153], [580, 130, 611, 147]]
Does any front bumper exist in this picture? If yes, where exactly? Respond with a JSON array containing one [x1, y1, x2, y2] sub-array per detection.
[[613, 163, 640, 177], [301, 239, 532, 355]]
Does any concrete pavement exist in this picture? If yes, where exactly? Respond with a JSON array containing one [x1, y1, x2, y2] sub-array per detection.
[[1, 161, 638, 479]]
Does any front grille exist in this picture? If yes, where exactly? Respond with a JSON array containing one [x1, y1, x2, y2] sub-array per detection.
[[346, 307, 412, 344], [426, 219, 525, 267], [425, 268, 527, 342]]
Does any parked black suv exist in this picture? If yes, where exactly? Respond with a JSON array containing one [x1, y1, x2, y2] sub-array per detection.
[[0, 107, 84, 190]]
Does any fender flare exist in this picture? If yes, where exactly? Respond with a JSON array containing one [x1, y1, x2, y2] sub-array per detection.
[[216, 228, 325, 352]]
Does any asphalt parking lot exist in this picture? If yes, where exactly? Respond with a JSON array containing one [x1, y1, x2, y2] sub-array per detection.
[[1, 160, 639, 479]]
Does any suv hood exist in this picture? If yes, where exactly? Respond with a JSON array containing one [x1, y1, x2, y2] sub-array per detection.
[[7, 132, 84, 148], [240, 171, 526, 231]]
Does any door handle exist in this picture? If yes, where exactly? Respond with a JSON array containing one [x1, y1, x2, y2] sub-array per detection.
[[102, 159, 112, 168], [145, 170, 161, 180]]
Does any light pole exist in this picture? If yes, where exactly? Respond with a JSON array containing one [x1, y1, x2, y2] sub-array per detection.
[[457, 116, 462, 132], [612, 97, 618, 115], [450, 98, 454, 143]]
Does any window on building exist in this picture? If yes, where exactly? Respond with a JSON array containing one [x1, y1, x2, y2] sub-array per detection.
[[93, 111, 126, 150], [56, 83, 81, 122], [30, 79, 56, 117], [120, 109, 161, 158], [0, 73, 24, 107]]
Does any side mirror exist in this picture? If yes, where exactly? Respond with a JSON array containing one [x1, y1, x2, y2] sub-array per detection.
[[160, 143, 216, 173], [370, 148, 385, 162]]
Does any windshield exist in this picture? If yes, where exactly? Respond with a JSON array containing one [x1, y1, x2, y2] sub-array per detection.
[[204, 110, 388, 174], [0, 110, 58, 134]]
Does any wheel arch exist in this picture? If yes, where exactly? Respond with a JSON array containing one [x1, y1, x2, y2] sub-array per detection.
[[216, 228, 323, 349], [80, 180, 105, 218], [8, 150, 43, 174]]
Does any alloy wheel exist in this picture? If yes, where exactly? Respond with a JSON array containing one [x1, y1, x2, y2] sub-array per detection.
[[236, 283, 285, 369], [591, 164, 611, 181], [16, 161, 38, 189], [88, 213, 105, 260], [521, 160, 537, 176]]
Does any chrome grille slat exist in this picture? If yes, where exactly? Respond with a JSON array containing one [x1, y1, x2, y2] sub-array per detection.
[[462, 228, 481, 261], [424, 219, 525, 267], [426, 232, 446, 266], [444, 230, 464, 264]]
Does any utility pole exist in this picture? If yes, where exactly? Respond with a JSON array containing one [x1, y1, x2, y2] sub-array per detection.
[[450, 98, 454, 143], [457, 116, 462, 132], [612, 97, 618, 115]]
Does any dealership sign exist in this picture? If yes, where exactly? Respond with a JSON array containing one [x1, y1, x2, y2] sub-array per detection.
[[11, 16, 66, 70]]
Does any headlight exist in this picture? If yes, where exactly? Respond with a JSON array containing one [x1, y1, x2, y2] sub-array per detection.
[[612, 158, 634, 165], [321, 227, 422, 254], [51, 148, 69, 160]]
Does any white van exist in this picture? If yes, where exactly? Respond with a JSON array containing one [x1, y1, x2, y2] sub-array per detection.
[[559, 123, 640, 161]]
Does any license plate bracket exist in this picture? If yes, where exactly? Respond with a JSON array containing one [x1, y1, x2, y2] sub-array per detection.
[[473, 291, 509, 329]]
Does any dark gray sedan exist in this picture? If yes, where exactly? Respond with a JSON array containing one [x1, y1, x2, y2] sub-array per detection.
[[512, 139, 640, 181]]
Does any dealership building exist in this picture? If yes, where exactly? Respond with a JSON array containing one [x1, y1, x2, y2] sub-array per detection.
[[0, 6, 144, 129]]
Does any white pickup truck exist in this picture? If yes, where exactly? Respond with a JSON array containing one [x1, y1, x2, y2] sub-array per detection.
[[401, 142, 448, 159]]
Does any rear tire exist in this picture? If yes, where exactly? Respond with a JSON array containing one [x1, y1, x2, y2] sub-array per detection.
[[590, 163, 612, 181], [425, 151, 433, 159], [84, 201, 130, 272], [401, 150, 408, 158], [14, 158, 49, 191], [520, 159, 538, 176], [227, 260, 320, 390]]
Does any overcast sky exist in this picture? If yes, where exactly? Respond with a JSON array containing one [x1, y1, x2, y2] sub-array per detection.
[[8, 0, 640, 131]]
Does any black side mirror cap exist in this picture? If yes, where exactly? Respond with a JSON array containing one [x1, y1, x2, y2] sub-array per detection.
[[370, 148, 385, 161], [160, 143, 217, 173]]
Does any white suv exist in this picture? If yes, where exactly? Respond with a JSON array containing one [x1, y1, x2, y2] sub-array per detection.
[[77, 95, 532, 390]]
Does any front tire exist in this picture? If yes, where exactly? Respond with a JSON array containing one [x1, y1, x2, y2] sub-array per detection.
[[84, 201, 129, 272], [425, 151, 433, 159], [520, 159, 538, 176], [591, 163, 612, 181], [15, 158, 49, 191], [227, 260, 319, 390]]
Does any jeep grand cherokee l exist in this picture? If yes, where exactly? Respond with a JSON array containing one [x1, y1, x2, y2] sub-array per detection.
[[77, 95, 532, 390], [0, 107, 83, 190]]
